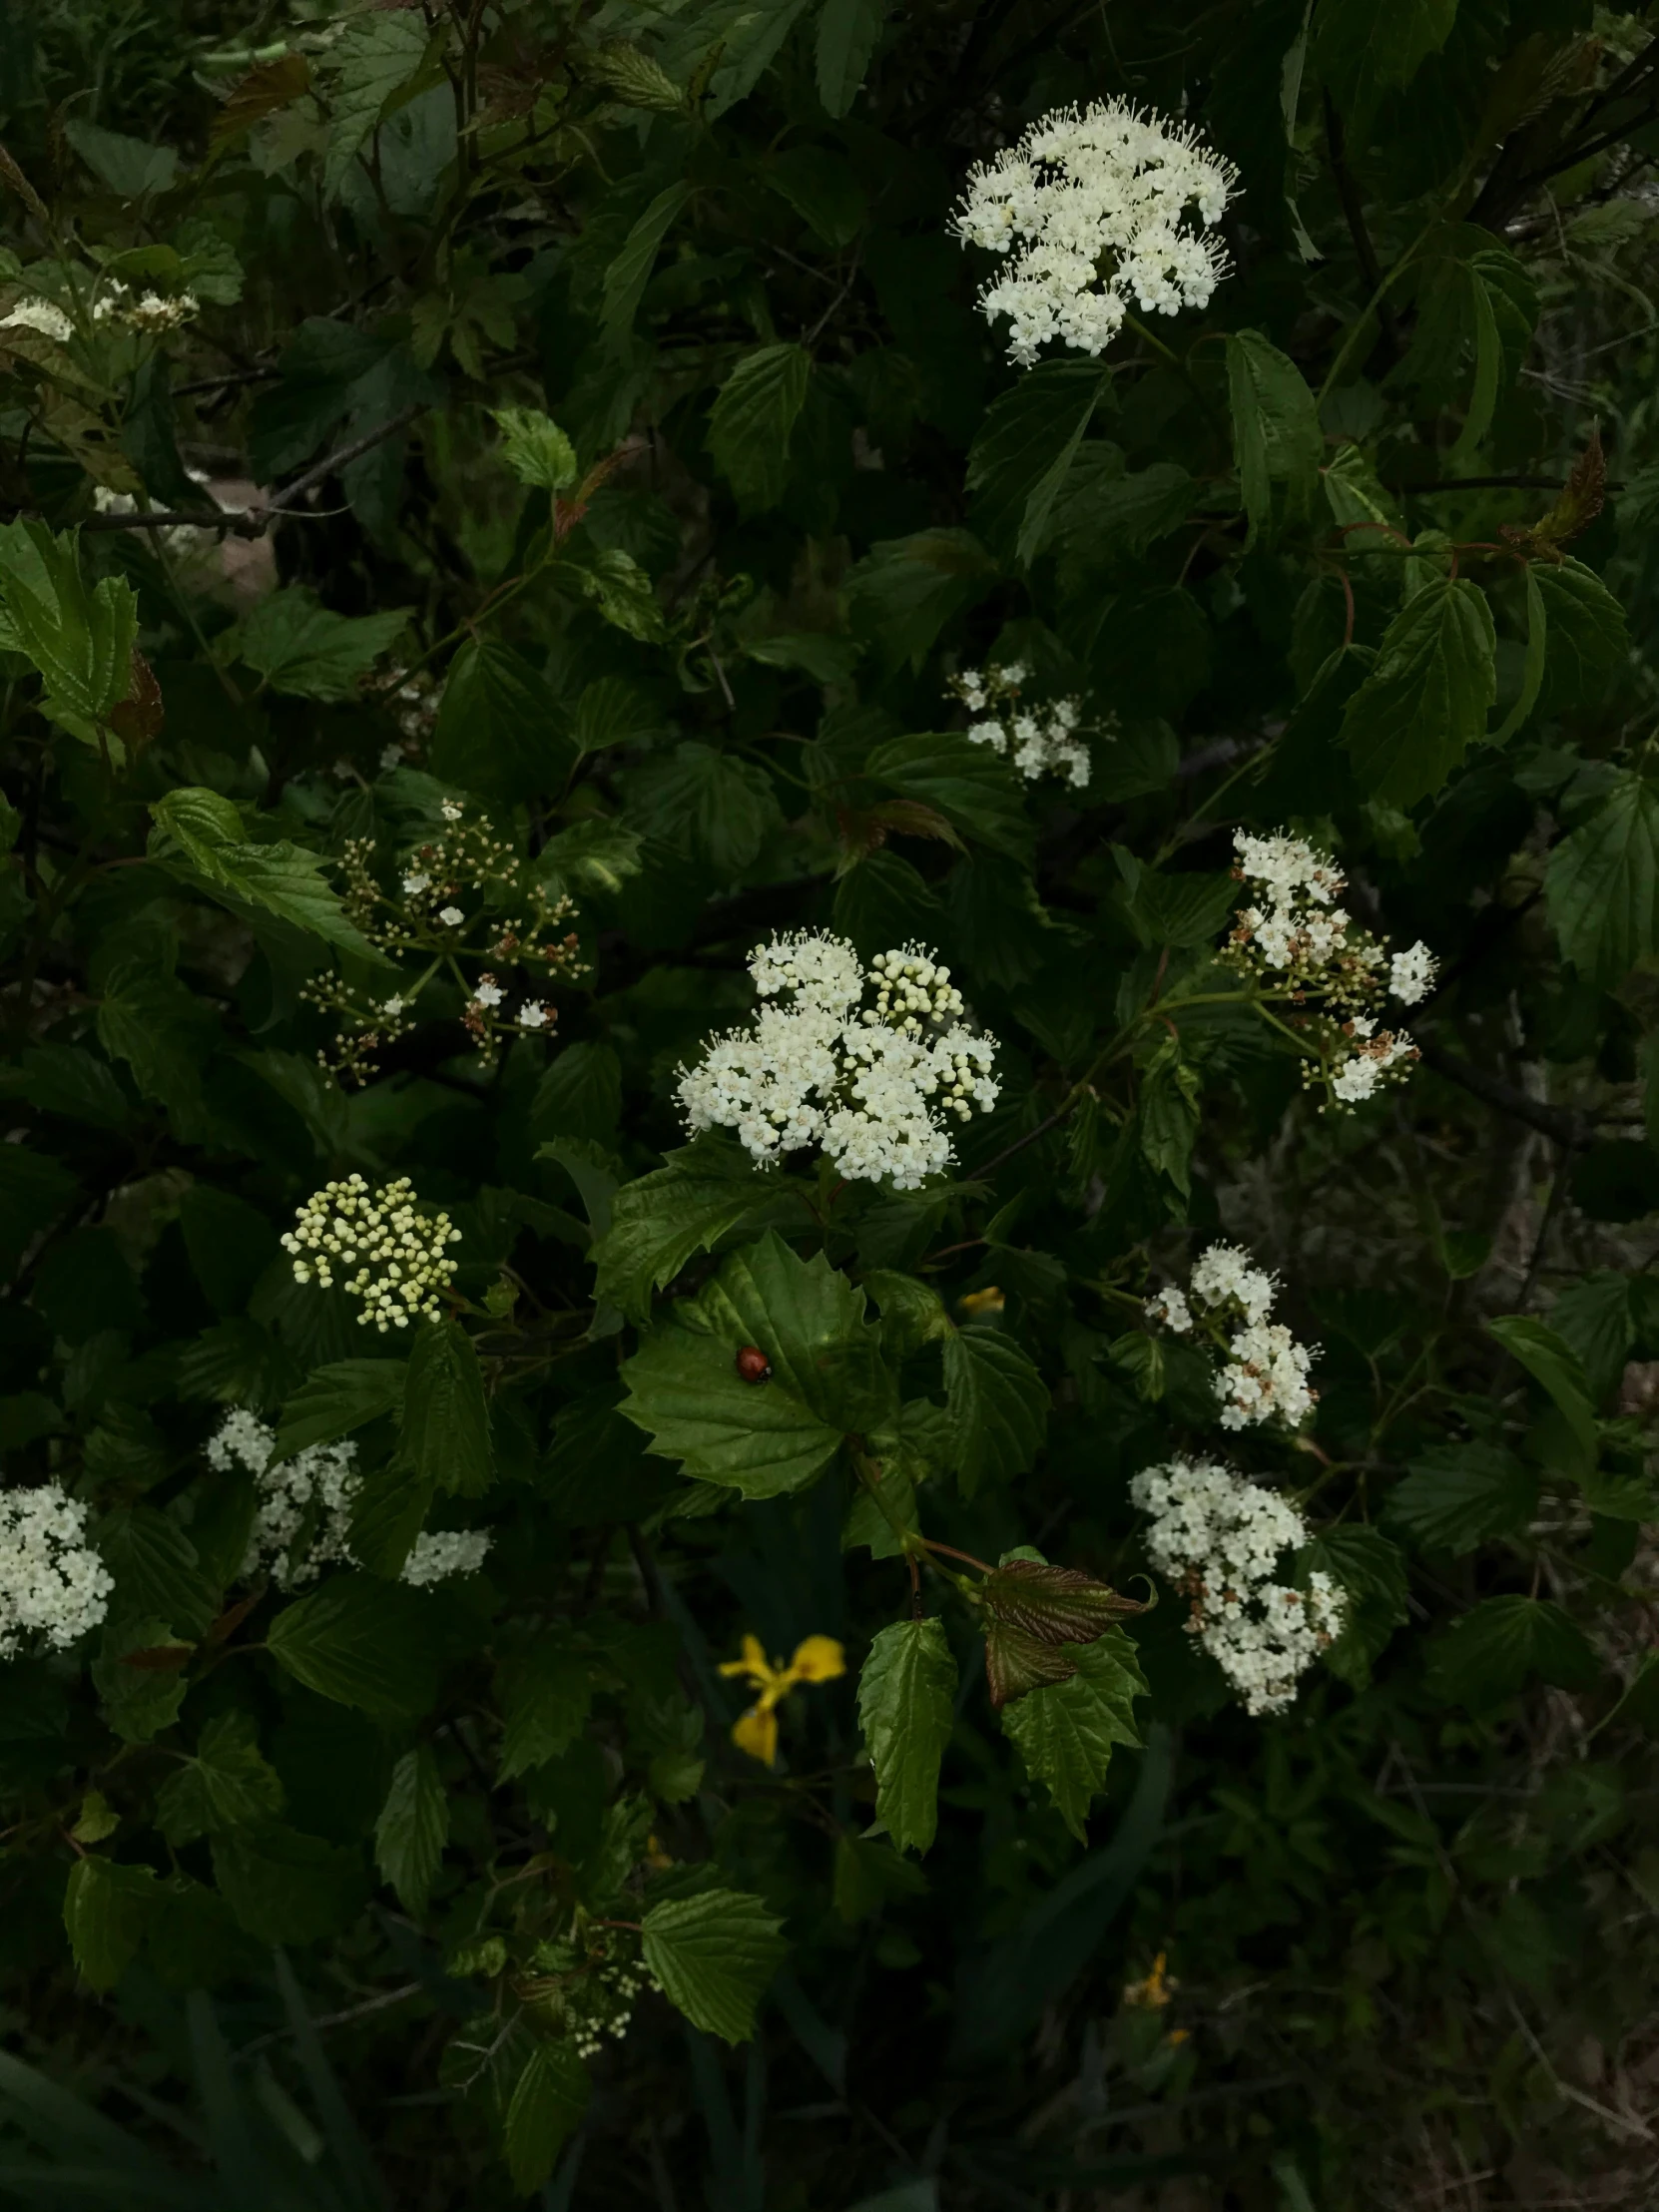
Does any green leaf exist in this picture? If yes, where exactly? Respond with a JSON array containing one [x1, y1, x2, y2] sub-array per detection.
[[490, 406, 578, 491], [0, 518, 137, 741], [429, 638, 577, 804], [708, 343, 813, 514], [1548, 1271, 1635, 1405], [236, 586, 409, 701], [864, 731, 1032, 862], [572, 547, 667, 643], [374, 1745, 448, 1915], [856, 1618, 956, 1855], [396, 1318, 494, 1499], [846, 530, 999, 673], [1339, 577, 1497, 805], [322, 11, 432, 199], [272, 1359, 407, 1464], [1225, 330, 1323, 547], [211, 1823, 367, 1943], [1544, 772, 1659, 986], [98, 1506, 220, 1639], [1317, 0, 1457, 116], [503, 2042, 590, 2194], [641, 1887, 789, 2044], [1426, 1595, 1598, 1711], [0, 1143, 76, 1271], [965, 362, 1108, 566], [629, 742, 784, 875], [1386, 1443, 1539, 1555], [155, 1712, 285, 1845], [1532, 558, 1629, 717], [816, 0, 887, 117], [622, 1233, 892, 1496], [148, 787, 378, 957], [64, 1857, 159, 1992], [1051, 450, 1193, 567], [1485, 1314, 1598, 1469], [267, 1574, 446, 1721], [497, 1642, 594, 1780], [939, 1329, 1048, 1497], [1302, 1524, 1408, 1686], [592, 1141, 789, 1324], [601, 182, 693, 352], [63, 117, 179, 199], [1490, 564, 1548, 747], [999, 1632, 1146, 1842]]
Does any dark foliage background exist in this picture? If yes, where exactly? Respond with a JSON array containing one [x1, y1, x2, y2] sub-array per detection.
[[0, 2, 1657, 2208]]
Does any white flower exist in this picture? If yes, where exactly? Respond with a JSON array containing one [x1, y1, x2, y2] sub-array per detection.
[[212, 1412, 487, 1591], [518, 1001, 549, 1030], [280, 1173, 461, 1332], [1331, 1030, 1416, 1105], [1151, 1240, 1318, 1431], [0, 297, 72, 342], [1129, 1456, 1345, 1715], [952, 100, 1237, 368], [949, 665, 1105, 787], [438, 905, 465, 927], [117, 288, 200, 332], [0, 1483, 112, 1657], [1190, 1241, 1276, 1326], [403, 871, 431, 896], [401, 1528, 492, 1587], [677, 931, 1000, 1191], [1389, 940, 1437, 1006], [441, 800, 464, 822], [1216, 1320, 1317, 1430], [473, 976, 504, 1009], [381, 995, 406, 1018], [379, 744, 405, 773]]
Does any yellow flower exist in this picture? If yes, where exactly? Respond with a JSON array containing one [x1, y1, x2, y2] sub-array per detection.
[[1123, 1951, 1178, 2009], [958, 1285, 1005, 1318], [719, 1633, 845, 1767]]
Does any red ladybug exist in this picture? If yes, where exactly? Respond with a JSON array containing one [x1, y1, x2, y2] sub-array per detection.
[[735, 1346, 772, 1383]]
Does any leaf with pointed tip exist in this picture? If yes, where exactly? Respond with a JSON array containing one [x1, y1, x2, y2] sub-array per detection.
[[641, 1888, 788, 2044], [374, 1745, 448, 1915], [999, 1632, 1147, 1841], [856, 1619, 956, 1855]]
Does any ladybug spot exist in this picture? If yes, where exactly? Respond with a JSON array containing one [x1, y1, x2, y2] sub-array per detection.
[[735, 1346, 772, 1383]]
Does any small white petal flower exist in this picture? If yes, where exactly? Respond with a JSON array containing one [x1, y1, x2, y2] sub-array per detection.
[[473, 977, 504, 1009], [0, 297, 72, 342], [1130, 1456, 1345, 1716], [441, 800, 464, 822], [438, 905, 464, 927], [952, 101, 1238, 368], [1389, 940, 1437, 1005], [0, 1483, 113, 1657], [518, 1001, 549, 1030], [403, 871, 431, 895]]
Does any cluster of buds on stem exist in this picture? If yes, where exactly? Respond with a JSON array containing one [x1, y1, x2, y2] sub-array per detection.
[[300, 798, 587, 1080], [1220, 830, 1437, 1108]]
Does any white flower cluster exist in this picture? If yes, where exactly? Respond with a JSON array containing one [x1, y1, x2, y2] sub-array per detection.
[[0, 1483, 113, 1658], [947, 664, 1108, 788], [1129, 1456, 1345, 1716], [209, 1409, 490, 1592], [1146, 1240, 1318, 1431], [568, 1953, 662, 2061], [94, 280, 199, 331], [1227, 830, 1437, 1109], [952, 100, 1237, 367], [281, 1175, 462, 1331], [677, 932, 1000, 1190], [0, 296, 73, 342]]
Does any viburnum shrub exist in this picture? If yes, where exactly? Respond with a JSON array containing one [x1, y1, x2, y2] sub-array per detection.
[[1, 2, 1659, 2205]]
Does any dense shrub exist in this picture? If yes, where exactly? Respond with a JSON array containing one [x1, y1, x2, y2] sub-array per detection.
[[0, 2, 1657, 2205]]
